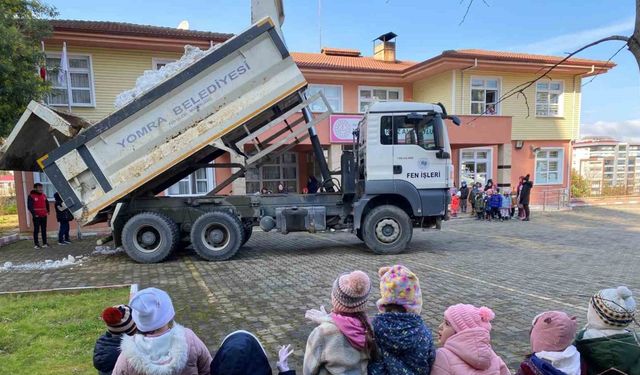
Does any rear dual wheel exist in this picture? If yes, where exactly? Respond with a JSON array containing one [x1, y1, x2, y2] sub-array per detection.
[[190, 211, 243, 261]]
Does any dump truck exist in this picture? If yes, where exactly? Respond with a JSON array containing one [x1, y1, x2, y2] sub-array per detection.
[[0, 17, 460, 263]]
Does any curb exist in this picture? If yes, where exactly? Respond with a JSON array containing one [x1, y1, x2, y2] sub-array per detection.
[[0, 233, 20, 247]]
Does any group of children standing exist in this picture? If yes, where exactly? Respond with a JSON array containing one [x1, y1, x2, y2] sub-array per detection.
[[451, 175, 533, 222], [93, 267, 639, 375]]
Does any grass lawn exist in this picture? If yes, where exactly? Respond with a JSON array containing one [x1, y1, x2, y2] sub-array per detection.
[[0, 287, 130, 374], [0, 214, 18, 236]]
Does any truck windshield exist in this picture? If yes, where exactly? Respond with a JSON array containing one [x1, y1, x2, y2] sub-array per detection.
[[380, 115, 439, 150]]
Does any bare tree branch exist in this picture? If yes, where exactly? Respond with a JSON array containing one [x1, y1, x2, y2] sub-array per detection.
[[459, 0, 489, 26], [582, 43, 628, 87], [466, 35, 630, 123]]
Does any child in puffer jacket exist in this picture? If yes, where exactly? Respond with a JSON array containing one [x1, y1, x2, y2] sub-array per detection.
[[432, 304, 510, 375], [368, 265, 436, 375], [112, 287, 212, 375], [517, 311, 582, 375], [574, 286, 640, 375], [94, 305, 137, 375], [303, 270, 375, 375]]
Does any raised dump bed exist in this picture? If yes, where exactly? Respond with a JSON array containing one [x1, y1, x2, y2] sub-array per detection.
[[3, 17, 307, 224]]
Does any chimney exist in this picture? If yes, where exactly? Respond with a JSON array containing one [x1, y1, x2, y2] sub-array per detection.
[[373, 32, 397, 62]]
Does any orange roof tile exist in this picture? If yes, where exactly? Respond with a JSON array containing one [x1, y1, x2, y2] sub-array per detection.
[[292, 52, 415, 73]]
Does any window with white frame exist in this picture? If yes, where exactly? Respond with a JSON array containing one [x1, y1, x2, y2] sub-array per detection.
[[45, 54, 94, 106], [152, 58, 176, 70], [245, 152, 298, 194], [359, 87, 402, 113], [166, 168, 215, 196], [307, 84, 343, 112], [535, 80, 563, 117], [459, 148, 492, 186], [470, 77, 500, 115], [34, 172, 56, 199], [535, 148, 564, 184]]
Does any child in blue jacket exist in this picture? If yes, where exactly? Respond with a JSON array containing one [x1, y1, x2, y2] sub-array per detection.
[[489, 189, 502, 220]]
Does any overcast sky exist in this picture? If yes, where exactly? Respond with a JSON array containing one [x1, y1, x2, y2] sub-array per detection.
[[51, 0, 640, 142]]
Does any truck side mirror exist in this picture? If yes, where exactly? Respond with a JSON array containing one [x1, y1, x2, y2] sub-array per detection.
[[448, 116, 461, 126], [436, 150, 450, 159]]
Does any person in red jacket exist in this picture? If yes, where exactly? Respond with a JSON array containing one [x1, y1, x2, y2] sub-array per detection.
[[27, 183, 50, 249]]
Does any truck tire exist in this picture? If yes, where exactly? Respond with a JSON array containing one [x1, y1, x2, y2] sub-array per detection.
[[190, 211, 242, 261], [122, 212, 179, 263], [241, 222, 253, 246], [362, 205, 412, 255]]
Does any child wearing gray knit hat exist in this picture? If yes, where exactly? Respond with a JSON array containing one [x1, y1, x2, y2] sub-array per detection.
[[575, 286, 640, 375]]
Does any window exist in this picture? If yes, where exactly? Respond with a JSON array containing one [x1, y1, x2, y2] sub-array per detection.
[[359, 86, 402, 113], [380, 115, 437, 150], [45, 54, 94, 106], [470, 78, 500, 115], [152, 58, 176, 70], [535, 80, 563, 117], [460, 148, 492, 186], [245, 152, 298, 193], [166, 168, 215, 196], [535, 148, 564, 184], [307, 84, 343, 112], [34, 172, 56, 199]]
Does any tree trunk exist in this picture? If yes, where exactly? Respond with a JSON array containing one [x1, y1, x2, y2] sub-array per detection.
[[631, 0, 640, 72]]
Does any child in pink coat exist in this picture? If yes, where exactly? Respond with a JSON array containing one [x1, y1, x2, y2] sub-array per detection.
[[432, 304, 510, 375]]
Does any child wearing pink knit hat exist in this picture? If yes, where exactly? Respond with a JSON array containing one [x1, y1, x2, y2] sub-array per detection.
[[432, 304, 510, 375], [303, 270, 374, 375], [517, 311, 581, 375]]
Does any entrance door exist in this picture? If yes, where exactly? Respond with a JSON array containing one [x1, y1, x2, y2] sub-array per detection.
[[460, 148, 491, 186]]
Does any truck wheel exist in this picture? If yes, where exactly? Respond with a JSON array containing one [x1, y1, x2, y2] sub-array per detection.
[[122, 212, 179, 263], [190, 211, 242, 261], [241, 222, 253, 246], [362, 205, 412, 255]]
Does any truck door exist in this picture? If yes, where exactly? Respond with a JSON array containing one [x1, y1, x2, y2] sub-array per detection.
[[386, 114, 448, 190]]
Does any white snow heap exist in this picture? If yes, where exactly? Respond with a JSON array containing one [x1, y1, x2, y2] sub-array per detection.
[[93, 246, 124, 255], [114, 45, 215, 108], [0, 255, 81, 271]]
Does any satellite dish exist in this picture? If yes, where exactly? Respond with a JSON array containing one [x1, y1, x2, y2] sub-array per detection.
[[177, 20, 189, 30]]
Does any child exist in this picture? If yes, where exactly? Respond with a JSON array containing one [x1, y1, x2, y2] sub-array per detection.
[[451, 192, 460, 218], [303, 270, 374, 374], [54, 192, 72, 245], [94, 305, 137, 375], [112, 287, 212, 375], [510, 191, 518, 218], [432, 304, 510, 375], [469, 183, 480, 216], [500, 191, 511, 220], [474, 190, 486, 220], [575, 286, 639, 375], [489, 188, 502, 220], [484, 191, 492, 221], [368, 265, 436, 375], [27, 182, 49, 249], [211, 330, 295, 375], [517, 311, 581, 375]]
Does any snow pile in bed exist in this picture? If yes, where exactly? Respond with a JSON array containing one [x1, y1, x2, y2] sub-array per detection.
[[114, 45, 215, 108], [1, 255, 81, 271]]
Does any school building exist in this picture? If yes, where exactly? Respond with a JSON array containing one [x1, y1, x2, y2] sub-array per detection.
[[8, 20, 614, 233]]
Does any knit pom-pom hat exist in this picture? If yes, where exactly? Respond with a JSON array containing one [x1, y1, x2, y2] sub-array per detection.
[[444, 304, 495, 333], [589, 286, 636, 329], [376, 265, 423, 314], [530, 311, 577, 353], [101, 304, 137, 335], [331, 270, 371, 313]]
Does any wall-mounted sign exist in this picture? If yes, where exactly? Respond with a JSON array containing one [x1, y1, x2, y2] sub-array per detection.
[[330, 114, 363, 144]]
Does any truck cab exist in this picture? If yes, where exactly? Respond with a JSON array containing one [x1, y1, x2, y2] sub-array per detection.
[[351, 102, 455, 254]]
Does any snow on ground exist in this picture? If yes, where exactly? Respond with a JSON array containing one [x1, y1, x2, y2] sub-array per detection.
[[114, 45, 215, 108], [0, 255, 82, 271], [92, 246, 124, 255]]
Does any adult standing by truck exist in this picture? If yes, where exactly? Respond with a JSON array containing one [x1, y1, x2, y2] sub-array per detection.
[[54, 192, 73, 245], [519, 174, 533, 221], [27, 182, 49, 249], [459, 181, 469, 213]]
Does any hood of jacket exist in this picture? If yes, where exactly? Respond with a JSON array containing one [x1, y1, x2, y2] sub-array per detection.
[[210, 330, 271, 375], [575, 329, 640, 374], [370, 312, 436, 374], [442, 327, 496, 370], [535, 345, 581, 375], [120, 324, 189, 375]]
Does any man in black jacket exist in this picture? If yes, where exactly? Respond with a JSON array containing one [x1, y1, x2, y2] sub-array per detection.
[[459, 181, 470, 213], [519, 174, 533, 221]]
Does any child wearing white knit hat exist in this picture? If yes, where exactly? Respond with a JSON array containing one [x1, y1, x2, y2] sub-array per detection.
[[575, 286, 639, 375]]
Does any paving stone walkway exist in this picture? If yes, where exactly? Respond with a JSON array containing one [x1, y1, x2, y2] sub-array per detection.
[[0, 205, 638, 371]]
